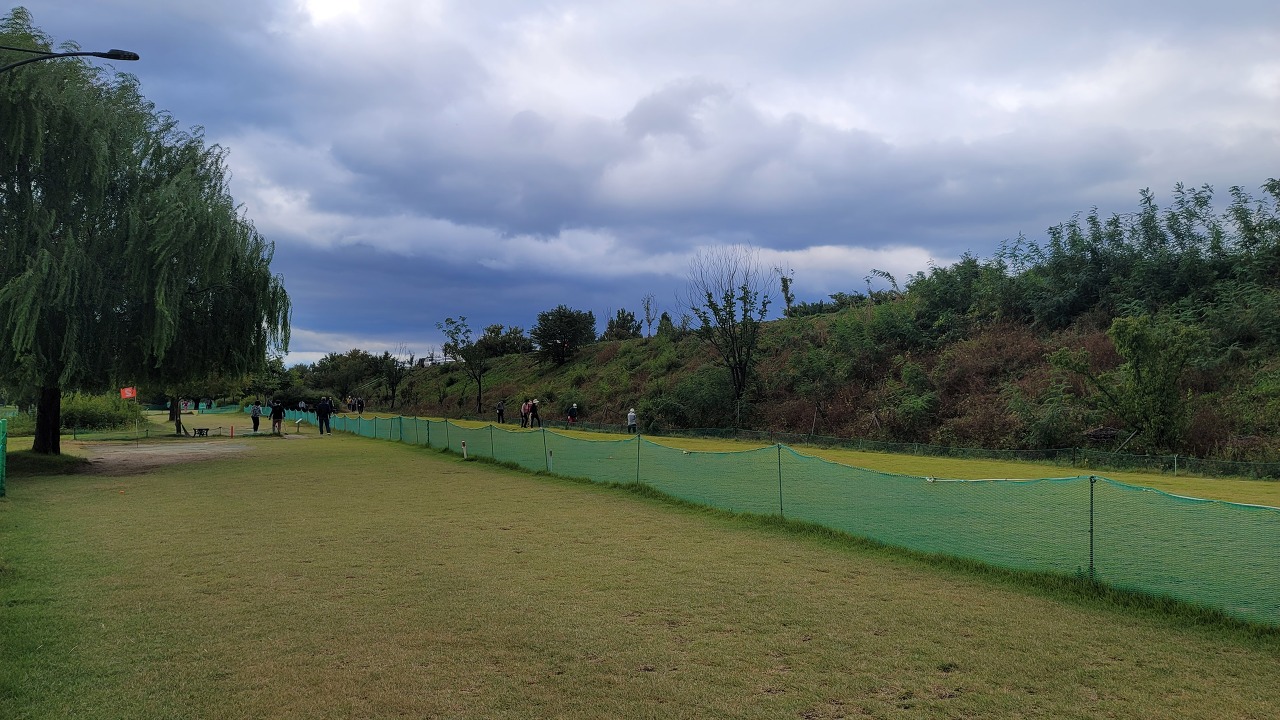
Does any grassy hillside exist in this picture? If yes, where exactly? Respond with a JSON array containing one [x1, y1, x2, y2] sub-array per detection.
[[392, 305, 1278, 466]]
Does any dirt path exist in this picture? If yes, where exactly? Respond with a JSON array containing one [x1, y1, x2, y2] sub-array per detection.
[[79, 440, 255, 476]]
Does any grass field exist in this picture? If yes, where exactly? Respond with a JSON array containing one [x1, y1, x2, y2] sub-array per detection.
[[3, 420, 1280, 718]]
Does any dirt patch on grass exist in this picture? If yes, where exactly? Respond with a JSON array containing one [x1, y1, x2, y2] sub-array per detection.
[[80, 440, 254, 476]]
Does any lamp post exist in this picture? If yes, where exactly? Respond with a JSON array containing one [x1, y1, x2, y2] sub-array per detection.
[[0, 44, 139, 74]]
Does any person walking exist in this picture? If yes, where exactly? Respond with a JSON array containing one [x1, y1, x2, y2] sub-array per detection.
[[250, 400, 262, 432], [529, 399, 541, 428], [356, 397, 365, 415], [496, 399, 506, 424], [520, 399, 530, 428], [627, 407, 637, 434], [269, 399, 285, 434], [316, 396, 333, 435], [567, 403, 578, 424]]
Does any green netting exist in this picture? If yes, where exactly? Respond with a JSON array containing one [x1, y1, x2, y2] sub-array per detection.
[[304, 415, 1280, 626], [1092, 480, 1280, 623], [778, 448, 1093, 575], [641, 442, 783, 516]]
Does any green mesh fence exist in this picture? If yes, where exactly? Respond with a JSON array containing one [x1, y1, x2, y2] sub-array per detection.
[[267, 410, 1280, 626]]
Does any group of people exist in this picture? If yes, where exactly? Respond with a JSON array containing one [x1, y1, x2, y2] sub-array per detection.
[[249, 396, 338, 435], [250, 399, 287, 434], [516, 398, 542, 427], [344, 396, 365, 414], [496, 398, 638, 434]]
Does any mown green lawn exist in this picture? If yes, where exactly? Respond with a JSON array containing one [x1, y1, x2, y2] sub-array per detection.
[[2, 429, 1278, 719]]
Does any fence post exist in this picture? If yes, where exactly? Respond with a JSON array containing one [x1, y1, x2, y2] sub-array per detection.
[[1173, 454, 1178, 477], [542, 427, 549, 472], [636, 435, 641, 485], [777, 444, 784, 519], [489, 424, 495, 459], [445, 420, 450, 450], [1088, 475, 1097, 581]]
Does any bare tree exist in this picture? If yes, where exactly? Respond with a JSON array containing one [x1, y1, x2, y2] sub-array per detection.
[[641, 293, 657, 337], [681, 245, 774, 404], [379, 344, 415, 410]]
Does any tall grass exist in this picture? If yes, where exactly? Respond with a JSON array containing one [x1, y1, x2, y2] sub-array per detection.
[[4, 433, 1279, 718]]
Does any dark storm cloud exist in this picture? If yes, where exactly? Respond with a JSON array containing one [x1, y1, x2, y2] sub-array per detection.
[[14, 0, 1280, 362]]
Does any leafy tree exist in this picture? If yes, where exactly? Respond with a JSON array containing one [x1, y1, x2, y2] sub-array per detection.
[[309, 349, 380, 401], [655, 312, 678, 338], [477, 324, 533, 357], [1051, 312, 1208, 451], [681, 245, 773, 401], [789, 325, 854, 434], [437, 317, 491, 414], [378, 345, 414, 410], [601, 308, 642, 341], [531, 305, 596, 365], [776, 267, 796, 317], [0, 11, 290, 452], [244, 355, 291, 401]]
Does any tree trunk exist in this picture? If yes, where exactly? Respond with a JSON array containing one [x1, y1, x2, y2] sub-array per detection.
[[32, 385, 61, 455]]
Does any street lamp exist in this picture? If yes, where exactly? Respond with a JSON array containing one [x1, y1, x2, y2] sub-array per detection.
[[0, 43, 139, 74]]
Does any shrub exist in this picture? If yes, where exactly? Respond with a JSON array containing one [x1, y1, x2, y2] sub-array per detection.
[[60, 392, 144, 430], [3, 411, 35, 436]]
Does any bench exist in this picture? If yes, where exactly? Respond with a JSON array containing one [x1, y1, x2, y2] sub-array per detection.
[[193, 428, 209, 437]]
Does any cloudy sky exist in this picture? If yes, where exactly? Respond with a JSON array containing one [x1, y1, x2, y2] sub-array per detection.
[[14, 1, 1280, 364]]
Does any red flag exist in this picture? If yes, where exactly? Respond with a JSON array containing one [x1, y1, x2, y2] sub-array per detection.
[[120, 387, 137, 400]]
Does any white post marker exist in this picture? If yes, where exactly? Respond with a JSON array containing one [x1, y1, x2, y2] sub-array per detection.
[[548, 449, 554, 472], [462, 440, 468, 459]]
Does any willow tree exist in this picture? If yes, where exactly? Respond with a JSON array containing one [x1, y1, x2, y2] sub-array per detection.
[[0, 10, 290, 453]]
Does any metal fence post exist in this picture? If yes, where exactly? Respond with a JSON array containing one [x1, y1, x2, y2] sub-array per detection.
[[777, 444, 784, 519], [1089, 475, 1097, 581]]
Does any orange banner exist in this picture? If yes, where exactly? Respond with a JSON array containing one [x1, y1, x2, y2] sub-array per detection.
[[120, 387, 137, 399]]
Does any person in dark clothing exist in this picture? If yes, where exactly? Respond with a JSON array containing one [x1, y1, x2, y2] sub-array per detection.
[[250, 400, 262, 432], [496, 399, 506, 424], [269, 399, 285, 434], [316, 396, 332, 435], [356, 397, 365, 415], [529, 399, 541, 428], [567, 403, 578, 424]]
